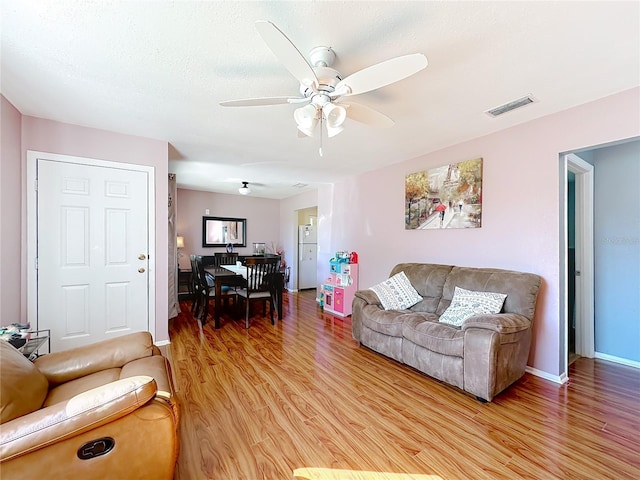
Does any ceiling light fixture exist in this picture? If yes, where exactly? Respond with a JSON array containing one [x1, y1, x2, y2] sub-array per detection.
[[239, 181, 251, 195], [322, 103, 347, 138], [293, 104, 319, 137], [294, 94, 348, 140]]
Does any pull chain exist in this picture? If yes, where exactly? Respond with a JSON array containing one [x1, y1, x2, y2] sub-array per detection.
[[319, 114, 324, 157]]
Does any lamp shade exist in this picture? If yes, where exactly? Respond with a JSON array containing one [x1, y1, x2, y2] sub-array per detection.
[[322, 103, 347, 138], [322, 103, 347, 128], [176, 236, 185, 248], [294, 104, 319, 137]]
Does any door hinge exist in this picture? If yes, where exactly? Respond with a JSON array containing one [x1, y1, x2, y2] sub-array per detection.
[[35, 257, 38, 270], [34, 179, 38, 191]]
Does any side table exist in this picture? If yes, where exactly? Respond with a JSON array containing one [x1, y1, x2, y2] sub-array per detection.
[[20, 329, 50, 361]]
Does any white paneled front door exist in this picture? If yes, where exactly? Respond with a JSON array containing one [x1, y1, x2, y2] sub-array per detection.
[[33, 154, 153, 352]]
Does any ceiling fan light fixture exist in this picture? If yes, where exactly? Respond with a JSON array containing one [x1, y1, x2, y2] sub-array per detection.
[[239, 181, 251, 195], [322, 103, 347, 128], [326, 124, 344, 138], [294, 104, 319, 137]]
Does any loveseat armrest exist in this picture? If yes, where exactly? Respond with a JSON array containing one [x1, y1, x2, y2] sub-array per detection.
[[461, 313, 531, 334], [0, 376, 157, 462], [354, 289, 382, 306], [34, 332, 156, 386]]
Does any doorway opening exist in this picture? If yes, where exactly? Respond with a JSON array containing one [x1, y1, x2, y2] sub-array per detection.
[[297, 207, 318, 291], [563, 153, 595, 375]]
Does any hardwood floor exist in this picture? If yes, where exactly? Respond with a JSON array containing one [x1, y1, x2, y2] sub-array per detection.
[[168, 291, 640, 480]]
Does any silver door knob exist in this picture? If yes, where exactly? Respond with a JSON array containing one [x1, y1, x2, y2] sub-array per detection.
[[138, 268, 145, 273], [138, 254, 146, 260]]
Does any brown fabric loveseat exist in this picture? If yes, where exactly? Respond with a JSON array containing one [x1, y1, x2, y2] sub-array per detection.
[[352, 263, 542, 401], [0, 331, 179, 479]]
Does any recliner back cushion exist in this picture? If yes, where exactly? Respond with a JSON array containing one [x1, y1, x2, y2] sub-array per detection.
[[0, 341, 48, 423]]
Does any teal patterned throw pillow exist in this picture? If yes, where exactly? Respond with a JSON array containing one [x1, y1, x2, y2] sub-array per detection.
[[369, 271, 422, 310], [439, 286, 507, 327]]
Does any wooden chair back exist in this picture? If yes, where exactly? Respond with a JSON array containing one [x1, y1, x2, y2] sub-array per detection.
[[214, 252, 239, 266], [243, 256, 279, 293]]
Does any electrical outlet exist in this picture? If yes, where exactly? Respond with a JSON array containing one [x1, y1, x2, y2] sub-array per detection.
[[205, 209, 210, 215]]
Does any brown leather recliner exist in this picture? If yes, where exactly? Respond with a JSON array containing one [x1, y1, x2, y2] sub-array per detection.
[[0, 331, 179, 479]]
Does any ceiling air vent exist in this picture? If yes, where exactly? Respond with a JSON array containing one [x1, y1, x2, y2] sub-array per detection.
[[485, 95, 535, 117]]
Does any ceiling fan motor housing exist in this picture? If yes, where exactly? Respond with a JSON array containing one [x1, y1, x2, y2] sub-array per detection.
[[299, 65, 343, 97]]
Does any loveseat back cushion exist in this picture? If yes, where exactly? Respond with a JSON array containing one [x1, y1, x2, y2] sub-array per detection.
[[389, 263, 453, 313], [438, 267, 542, 320], [0, 340, 49, 423]]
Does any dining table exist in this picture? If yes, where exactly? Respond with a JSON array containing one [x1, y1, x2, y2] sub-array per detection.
[[203, 265, 246, 329], [204, 263, 284, 328]]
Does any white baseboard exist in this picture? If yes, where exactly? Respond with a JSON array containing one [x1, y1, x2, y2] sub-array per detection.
[[155, 339, 171, 347], [595, 352, 640, 369], [525, 366, 567, 384]]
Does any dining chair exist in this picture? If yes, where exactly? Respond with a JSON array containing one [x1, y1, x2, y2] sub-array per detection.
[[192, 255, 234, 324], [236, 257, 280, 328], [189, 254, 203, 315], [214, 252, 239, 266]]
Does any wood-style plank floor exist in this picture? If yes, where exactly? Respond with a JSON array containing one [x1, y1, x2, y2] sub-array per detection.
[[168, 290, 640, 480]]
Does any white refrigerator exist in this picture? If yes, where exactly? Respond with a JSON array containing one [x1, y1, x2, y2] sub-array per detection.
[[298, 224, 317, 289]]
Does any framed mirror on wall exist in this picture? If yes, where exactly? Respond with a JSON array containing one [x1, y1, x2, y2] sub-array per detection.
[[202, 216, 246, 247]]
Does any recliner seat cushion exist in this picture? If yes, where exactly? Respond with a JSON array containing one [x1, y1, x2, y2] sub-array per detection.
[[43, 368, 122, 407], [402, 314, 464, 357]]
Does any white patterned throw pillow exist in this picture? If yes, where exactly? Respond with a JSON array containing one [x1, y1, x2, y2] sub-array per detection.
[[439, 286, 507, 327], [369, 271, 422, 310]]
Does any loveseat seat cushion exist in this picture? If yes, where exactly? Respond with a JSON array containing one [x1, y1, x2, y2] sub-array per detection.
[[402, 314, 464, 357], [360, 306, 410, 337], [0, 341, 49, 423]]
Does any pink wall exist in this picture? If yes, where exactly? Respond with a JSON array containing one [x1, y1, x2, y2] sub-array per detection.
[[0, 96, 23, 325], [20, 117, 171, 342], [176, 188, 281, 269], [319, 87, 640, 378]]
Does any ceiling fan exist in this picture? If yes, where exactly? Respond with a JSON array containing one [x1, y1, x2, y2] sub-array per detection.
[[220, 21, 428, 152]]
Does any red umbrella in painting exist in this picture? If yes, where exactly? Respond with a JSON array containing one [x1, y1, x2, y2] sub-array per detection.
[[435, 203, 447, 212]]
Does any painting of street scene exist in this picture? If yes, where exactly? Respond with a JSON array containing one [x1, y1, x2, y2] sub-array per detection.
[[405, 158, 482, 230]]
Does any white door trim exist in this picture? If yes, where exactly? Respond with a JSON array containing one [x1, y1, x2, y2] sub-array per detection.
[[26, 150, 156, 339], [565, 153, 595, 365]]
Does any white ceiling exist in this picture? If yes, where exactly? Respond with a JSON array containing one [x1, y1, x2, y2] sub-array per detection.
[[2, 1, 639, 199]]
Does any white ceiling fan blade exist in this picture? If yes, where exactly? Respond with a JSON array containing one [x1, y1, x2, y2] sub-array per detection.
[[220, 96, 305, 107], [335, 53, 428, 97], [342, 102, 395, 128], [255, 21, 318, 89]]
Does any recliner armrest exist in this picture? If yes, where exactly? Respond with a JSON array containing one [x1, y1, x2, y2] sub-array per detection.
[[461, 313, 531, 334], [0, 376, 157, 462], [354, 289, 382, 306], [34, 332, 155, 386]]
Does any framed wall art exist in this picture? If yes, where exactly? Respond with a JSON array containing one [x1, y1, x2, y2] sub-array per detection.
[[405, 157, 483, 230]]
